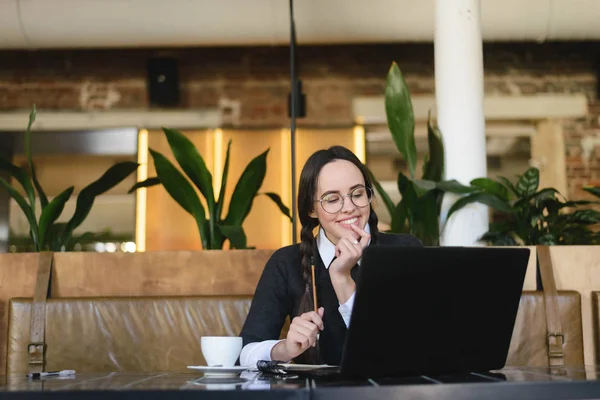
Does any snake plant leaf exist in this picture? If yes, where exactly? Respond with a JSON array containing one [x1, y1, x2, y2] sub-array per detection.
[[422, 111, 444, 182], [128, 177, 161, 193], [64, 161, 139, 244], [367, 167, 395, 218], [515, 167, 539, 197], [218, 224, 247, 249], [147, 150, 208, 249], [385, 62, 417, 178], [470, 178, 511, 201], [224, 148, 268, 227], [0, 155, 36, 209], [446, 192, 514, 225], [215, 139, 232, 221], [39, 186, 74, 249], [396, 173, 418, 232], [47, 222, 67, 251], [163, 128, 216, 244], [149, 150, 209, 247], [413, 189, 440, 246], [261, 192, 292, 222], [391, 199, 409, 233], [23, 105, 48, 210], [0, 177, 39, 250]]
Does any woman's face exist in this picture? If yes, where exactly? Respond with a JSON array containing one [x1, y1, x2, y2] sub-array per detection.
[[309, 159, 371, 245]]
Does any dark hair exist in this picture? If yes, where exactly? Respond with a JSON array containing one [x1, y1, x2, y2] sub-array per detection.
[[295, 145, 380, 363]]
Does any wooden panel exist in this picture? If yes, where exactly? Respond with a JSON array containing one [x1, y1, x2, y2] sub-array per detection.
[[0, 253, 41, 375], [145, 130, 213, 251], [531, 121, 568, 197], [51, 250, 273, 297]]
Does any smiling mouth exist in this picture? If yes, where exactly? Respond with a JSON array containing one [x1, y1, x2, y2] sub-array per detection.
[[338, 217, 359, 225]]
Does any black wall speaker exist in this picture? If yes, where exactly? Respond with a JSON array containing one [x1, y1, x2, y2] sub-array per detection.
[[147, 57, 180, 107], [288, 79, 306, 118]]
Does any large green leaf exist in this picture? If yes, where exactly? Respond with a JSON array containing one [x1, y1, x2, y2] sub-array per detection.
[[391, 199, 409, 233], [261, 192, 292, 222], [480, 231, 519, 246], [47, 222, 68, 251], [385, 62, 417, 178], [218, 224, 247, 249], [446, 192, 514, 224], [23, 105, 48, 210], [0, 177, 39, 250], [148, 150, 208, 249], [128, 177, 161, 193], [368, 167, 395, 217], [515, 167, 539, 197], [436, 179, 479, 194], [163, 128, 216, 245], [396, 173, 418, 233], [566, 209, 600, 225], [224, 149, 269, 226], [497, 176, 519, 197], [413, 189, 440, 245], [470, 178, 511, 201], [39, 186, 74, 249], [64, 161, 139, 244], [422, 111, 444, 182], [583, 185, 600, 199], [215, 140, 232, 221], [0, 155, 36, 210]]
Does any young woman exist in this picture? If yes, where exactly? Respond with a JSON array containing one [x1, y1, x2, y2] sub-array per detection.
[[239, 145, 422, 367]]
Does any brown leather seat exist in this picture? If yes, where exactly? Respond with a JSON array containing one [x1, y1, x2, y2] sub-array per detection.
[[506, 290, 584, 367], [7, 296, 292, 375], [591, 291, 600, 364], [6, 291, 583, 374]]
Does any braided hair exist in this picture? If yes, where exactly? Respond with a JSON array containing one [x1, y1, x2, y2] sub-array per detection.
[[294, 145, 380, 364]]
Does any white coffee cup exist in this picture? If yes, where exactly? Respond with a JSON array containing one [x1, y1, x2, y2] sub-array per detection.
[[201, 336, 243, 367]]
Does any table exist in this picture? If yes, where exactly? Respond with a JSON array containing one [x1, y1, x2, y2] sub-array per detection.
[[2, 366, 600, 399]]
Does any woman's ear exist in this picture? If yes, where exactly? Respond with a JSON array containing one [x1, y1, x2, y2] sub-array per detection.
[[309, 210, 317, 219]]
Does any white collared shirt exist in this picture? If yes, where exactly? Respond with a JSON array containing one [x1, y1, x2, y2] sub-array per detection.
[[239, 224, 370, 367]]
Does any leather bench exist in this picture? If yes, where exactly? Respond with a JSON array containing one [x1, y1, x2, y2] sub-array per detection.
[[6, 296, 290, 375], [506, 290, 584, 367], [6, 291, 583, 374]]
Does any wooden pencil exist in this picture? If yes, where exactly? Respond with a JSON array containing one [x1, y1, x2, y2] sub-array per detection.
[[311, 263, 318, 312]]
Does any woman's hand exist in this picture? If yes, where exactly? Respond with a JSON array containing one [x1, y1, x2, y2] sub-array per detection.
[[329, 224, 371, 276], [271, 308, 324, 361]]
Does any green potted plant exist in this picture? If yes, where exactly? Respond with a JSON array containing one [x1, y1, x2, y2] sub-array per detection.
[[0, 106, 139, 251], [369, 62, 477, 245], [444, 167, 600, 246], [129, 128, 292, 250]]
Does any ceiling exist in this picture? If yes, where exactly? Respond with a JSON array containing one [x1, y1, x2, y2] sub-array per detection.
[[1, 0, 599, 50]]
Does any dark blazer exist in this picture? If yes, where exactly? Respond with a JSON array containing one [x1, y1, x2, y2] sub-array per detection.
[[240, 232, 422, 365]]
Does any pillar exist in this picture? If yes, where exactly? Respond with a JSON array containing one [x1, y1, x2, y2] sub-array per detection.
[[435, 0, 489, 246]]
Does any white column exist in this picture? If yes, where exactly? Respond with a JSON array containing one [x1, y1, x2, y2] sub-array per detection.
[[435, 0, 488, 246]]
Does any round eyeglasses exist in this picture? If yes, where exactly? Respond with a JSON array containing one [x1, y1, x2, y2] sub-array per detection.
[[315, 186, 373, 214]]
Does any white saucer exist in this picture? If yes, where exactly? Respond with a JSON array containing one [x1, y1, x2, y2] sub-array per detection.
[[187, 365, 248, 378]]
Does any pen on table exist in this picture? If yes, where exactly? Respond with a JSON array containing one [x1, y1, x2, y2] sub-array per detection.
[[26, 370, 76, 379]]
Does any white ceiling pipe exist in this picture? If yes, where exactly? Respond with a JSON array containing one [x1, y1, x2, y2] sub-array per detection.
[[0, 0, 599, 50]]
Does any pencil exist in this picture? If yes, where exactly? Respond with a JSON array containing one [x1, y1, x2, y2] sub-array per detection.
[[311, 262, 318, 312]]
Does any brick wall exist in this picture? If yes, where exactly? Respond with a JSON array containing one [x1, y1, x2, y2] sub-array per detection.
[[0, 42, 598, 199]]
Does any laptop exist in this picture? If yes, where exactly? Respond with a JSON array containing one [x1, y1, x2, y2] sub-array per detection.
[[337, 246, 530, 379]]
